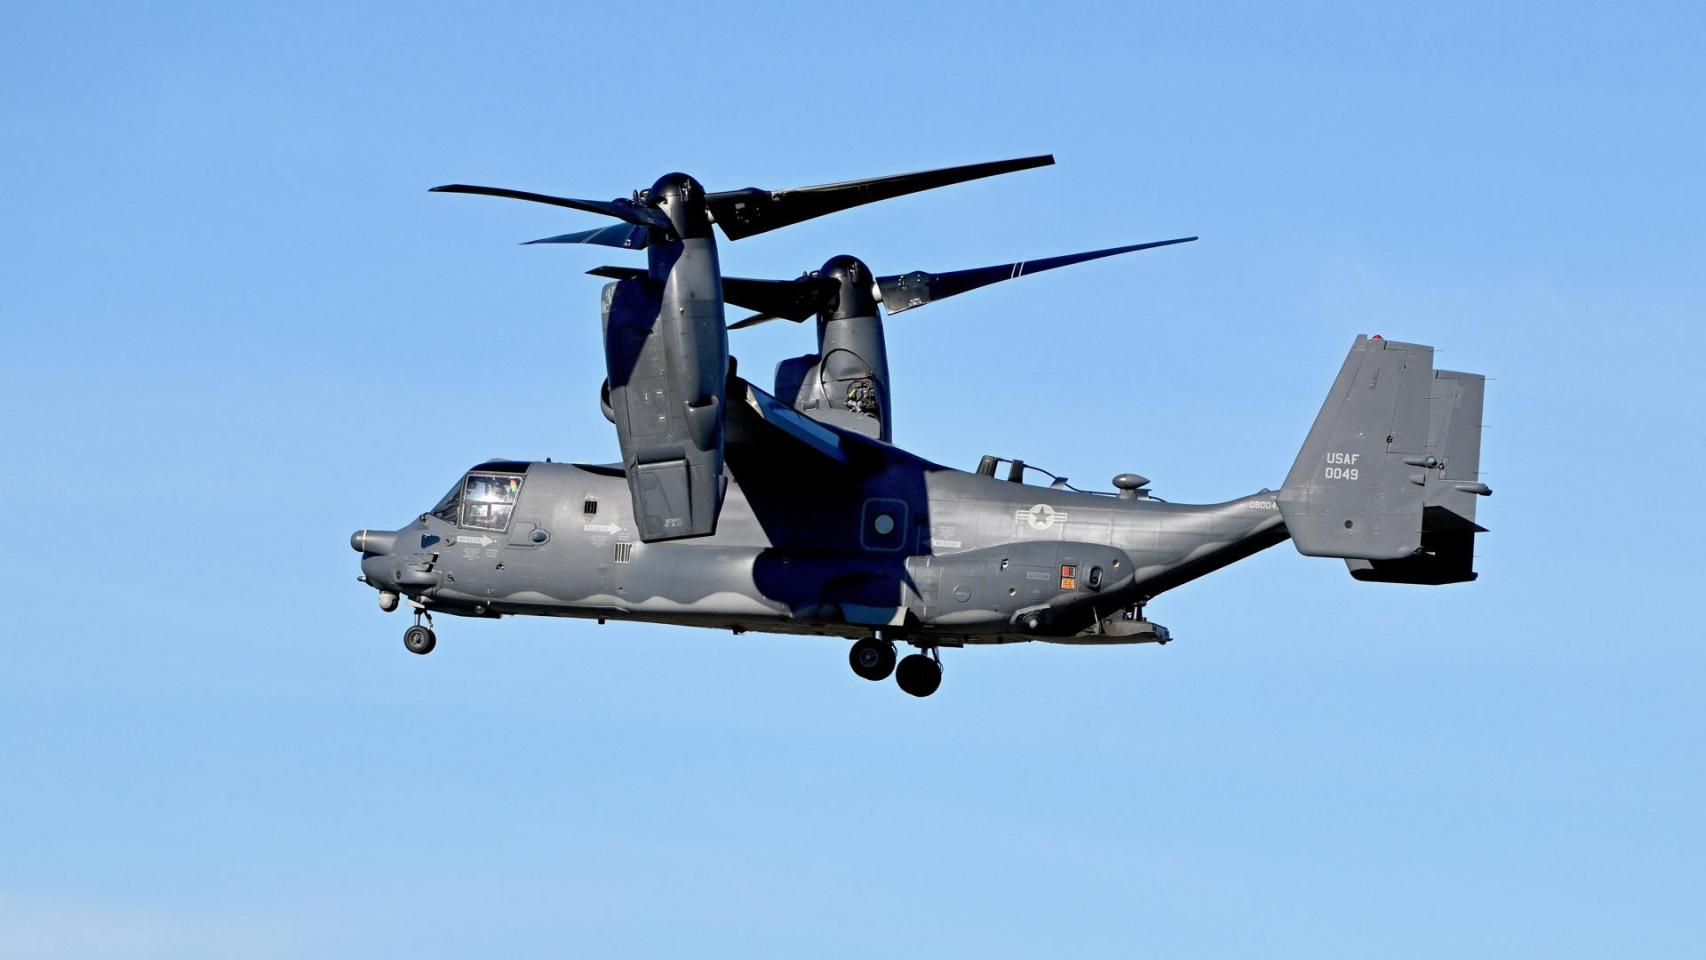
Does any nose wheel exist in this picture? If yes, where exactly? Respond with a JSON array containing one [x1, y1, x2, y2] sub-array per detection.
[[403, 611, 437, 655]]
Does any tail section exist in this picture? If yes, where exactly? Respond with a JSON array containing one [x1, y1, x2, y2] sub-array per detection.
[[1277, 336, 1490, 584]]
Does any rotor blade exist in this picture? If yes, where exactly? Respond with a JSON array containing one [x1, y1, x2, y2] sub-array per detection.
[[705, 155, 1054, 241], [720, 275, 840, 323], [728, 312, 786, 330], [525, 223, 652, 249], [591, 268, 833, 325], [876, 237, 1197, 315], [430, 184, 667, 230], [587, 266, 647, 281]]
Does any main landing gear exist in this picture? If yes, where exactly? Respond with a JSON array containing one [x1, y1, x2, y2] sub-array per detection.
[[403, 610, 437, 655], [849, 636, 897, 681], [848, 635, 942, 697], [895, 649, 942, 698]]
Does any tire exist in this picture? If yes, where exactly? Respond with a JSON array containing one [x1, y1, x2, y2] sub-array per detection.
[[894, 653, 942, 698], [849, 637, 897, 681], [403, 625, 437, 655]]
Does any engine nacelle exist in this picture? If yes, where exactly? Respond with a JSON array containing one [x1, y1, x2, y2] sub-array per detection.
[[773, 255, 894, 441], [602, 261, 728, 541]]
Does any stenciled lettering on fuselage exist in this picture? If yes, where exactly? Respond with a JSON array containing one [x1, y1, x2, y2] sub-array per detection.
[[1015, 503, 1069, 532], [1323, 451, 1361, 481]]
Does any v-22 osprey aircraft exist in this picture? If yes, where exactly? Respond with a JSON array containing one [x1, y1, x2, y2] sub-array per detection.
[[351, 155, 1491, 697]]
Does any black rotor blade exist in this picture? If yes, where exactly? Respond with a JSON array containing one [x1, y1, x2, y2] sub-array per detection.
[[720, 275, 841, 324], [429, 184, 667, 230], [528, 224, 652, 249], [588, 268, 835, 327], [876, 237, 1197, 315], [587, 266, 647, 281], [705, 155, 1054, 241], [728, 312, 785, 330]]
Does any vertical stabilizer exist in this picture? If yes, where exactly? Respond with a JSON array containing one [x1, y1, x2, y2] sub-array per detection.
[[1278, 336, 1490, 584]]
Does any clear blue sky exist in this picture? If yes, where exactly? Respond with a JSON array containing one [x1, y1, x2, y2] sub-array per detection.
[[3, 2, 1702, 957]]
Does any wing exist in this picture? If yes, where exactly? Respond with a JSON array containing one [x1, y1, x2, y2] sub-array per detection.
[[724, 376, 850, 468]]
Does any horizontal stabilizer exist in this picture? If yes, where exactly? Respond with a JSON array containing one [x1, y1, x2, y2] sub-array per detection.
[[1346, 514, 1478, 585]]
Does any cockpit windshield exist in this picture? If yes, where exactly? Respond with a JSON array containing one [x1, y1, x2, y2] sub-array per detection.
[[428, 471, 525, 530], [461, 473, 523, 530]]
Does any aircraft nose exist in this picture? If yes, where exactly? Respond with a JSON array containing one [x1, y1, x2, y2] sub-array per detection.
[[350, 529, 399, 555]]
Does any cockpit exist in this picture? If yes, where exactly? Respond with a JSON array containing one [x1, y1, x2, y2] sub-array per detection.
[[428, 460, 529, 531]]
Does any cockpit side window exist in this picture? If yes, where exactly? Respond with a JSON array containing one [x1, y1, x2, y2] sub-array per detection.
[[460, 472, 523, 531], [429, 483, 461, 523]]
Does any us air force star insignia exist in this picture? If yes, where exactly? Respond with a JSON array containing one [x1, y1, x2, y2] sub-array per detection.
[[1017, 503, 1067, 530]]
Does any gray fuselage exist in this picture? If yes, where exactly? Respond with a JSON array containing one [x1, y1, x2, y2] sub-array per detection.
[[358, 444, 1287, 645]]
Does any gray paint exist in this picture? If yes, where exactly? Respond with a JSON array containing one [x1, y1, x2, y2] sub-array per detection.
[[737, 241, 1198, 444], [1278, 334, 1490, 583], [355, 335, 1486, 655], [431, 157, 1057, 545], [382, 162, 1491, 693], [357, 450, 1282, 645]]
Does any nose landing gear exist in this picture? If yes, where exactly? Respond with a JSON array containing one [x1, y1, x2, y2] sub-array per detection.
[[403, 610, 437, 655]]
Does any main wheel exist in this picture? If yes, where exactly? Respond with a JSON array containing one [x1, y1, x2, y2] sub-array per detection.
[[894, 653, 942, 698], [849, 637, 897, 681], [403, 625, 437, 655]]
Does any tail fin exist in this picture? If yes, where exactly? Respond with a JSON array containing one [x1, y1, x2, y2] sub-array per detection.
[[1277, 335, 1490, 585]]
